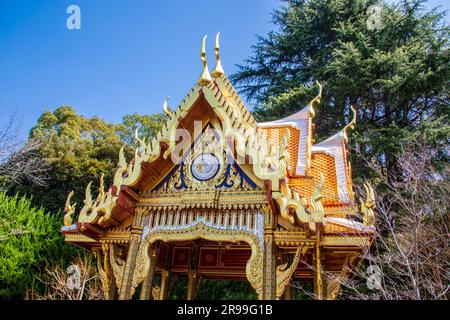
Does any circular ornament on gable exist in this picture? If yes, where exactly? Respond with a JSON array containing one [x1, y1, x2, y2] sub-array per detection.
[[191, 153, 220, 181]]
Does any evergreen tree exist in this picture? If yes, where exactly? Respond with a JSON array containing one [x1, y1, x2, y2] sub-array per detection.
[[231, 0, 449, 181], [0, 192, 75, 299]]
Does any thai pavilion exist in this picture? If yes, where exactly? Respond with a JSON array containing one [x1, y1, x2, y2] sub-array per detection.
[[61, 34, 376, 300]]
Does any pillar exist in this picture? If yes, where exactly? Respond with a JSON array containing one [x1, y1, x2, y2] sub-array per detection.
[[159, 270, 171, 300], [119, 210, 144, 300], [139, 247, 157, 300], [186, 241, 200, 300], [187, 271, 200, 300], [314, 224, 323, 300], [262, 205, 276, 300]]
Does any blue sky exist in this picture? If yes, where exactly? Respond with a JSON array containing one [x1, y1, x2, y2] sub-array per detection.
[[0, 0, 448, 138]]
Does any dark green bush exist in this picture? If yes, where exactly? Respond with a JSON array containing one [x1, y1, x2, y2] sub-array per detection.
[[0, 192, 77, 299]]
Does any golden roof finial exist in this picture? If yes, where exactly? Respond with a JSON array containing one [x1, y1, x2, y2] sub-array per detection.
[[197, 35, 213, 86], [308, 80, 322, 118], [163, 96, 173, 119], [63, 191, 77, 226], [97, 174, 105, 202], [211, 32, 225, 78], [360, 182, 376, 226], [343, 105, 357, 143]]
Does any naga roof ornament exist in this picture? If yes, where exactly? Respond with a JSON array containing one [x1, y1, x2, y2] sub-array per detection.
[[343, 105, 357, 144]]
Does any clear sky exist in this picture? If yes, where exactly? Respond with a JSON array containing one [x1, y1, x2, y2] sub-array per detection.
[[0, 0, 448, 137]]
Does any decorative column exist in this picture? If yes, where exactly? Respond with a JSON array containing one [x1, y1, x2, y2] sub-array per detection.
[[187, 242, 200, 300], [314, 224, 323, 300], [94, 244, 116, 300], [187, 271, 201, 300], [262, 205, 276, 300], [159, 270, 171, 300], [119, 208, 145, 300], [139, 246, 157, 300]]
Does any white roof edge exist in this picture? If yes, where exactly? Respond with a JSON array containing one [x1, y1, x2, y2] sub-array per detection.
[[258, 121, 303, 128], [257, 105, 310, 128], [325, 217, 375, 233], [313, 130, 344, 149], [311, 130, 350, 202]]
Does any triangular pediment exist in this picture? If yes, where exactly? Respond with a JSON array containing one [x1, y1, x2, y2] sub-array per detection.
[[113, 74, 269, 194], [150, 123, 261, 194]]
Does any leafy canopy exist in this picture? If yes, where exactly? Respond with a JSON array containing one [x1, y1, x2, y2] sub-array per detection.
[[13, 106, 164, 213]]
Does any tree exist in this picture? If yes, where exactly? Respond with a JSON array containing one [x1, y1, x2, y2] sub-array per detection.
[[294, 137, 449, 300], [12, 106, 164, 214], [0, 113, 48, 191], [231, 0, 449, 181], [0, 192, 75, 299], [117, 113, 165, 145], [27, 254, 103, 300], [13, 106, 126, 213]]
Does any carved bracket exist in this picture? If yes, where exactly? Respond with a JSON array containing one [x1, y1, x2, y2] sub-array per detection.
[[276, 244, 308, 299]]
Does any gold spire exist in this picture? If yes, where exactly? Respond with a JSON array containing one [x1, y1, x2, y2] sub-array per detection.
[[197, 35, 212, 86], [343, 105, 357, 143], [308, 80, 322, 118], [211, 32, 225, 78]]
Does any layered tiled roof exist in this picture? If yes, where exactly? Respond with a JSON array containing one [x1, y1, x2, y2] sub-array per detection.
[[258, 102, 355, 219]]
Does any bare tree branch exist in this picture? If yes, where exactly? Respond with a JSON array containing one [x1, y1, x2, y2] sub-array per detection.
[[0, 113, 48, 191], [293, 140, 449, 300]]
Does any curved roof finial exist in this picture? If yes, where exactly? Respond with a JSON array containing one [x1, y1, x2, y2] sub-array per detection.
[[197, 35, 213, 86], [163, 96, 174, 119], [308, 80, 322, 118], [343, 105, 357, 143], [211, 32, 225, 78]]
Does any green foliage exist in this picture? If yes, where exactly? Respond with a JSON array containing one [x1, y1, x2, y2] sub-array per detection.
[[231, 0, 449, 180], [1, 105, 165, 299], [2, 106, 164, 299], [196, 280, 257, 300], [13, 106, 125, 213], [0, 192, 76, 299], [11, 106, 163, 214], [117, 113, 165, 145], [168, 278, 257, 300]]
